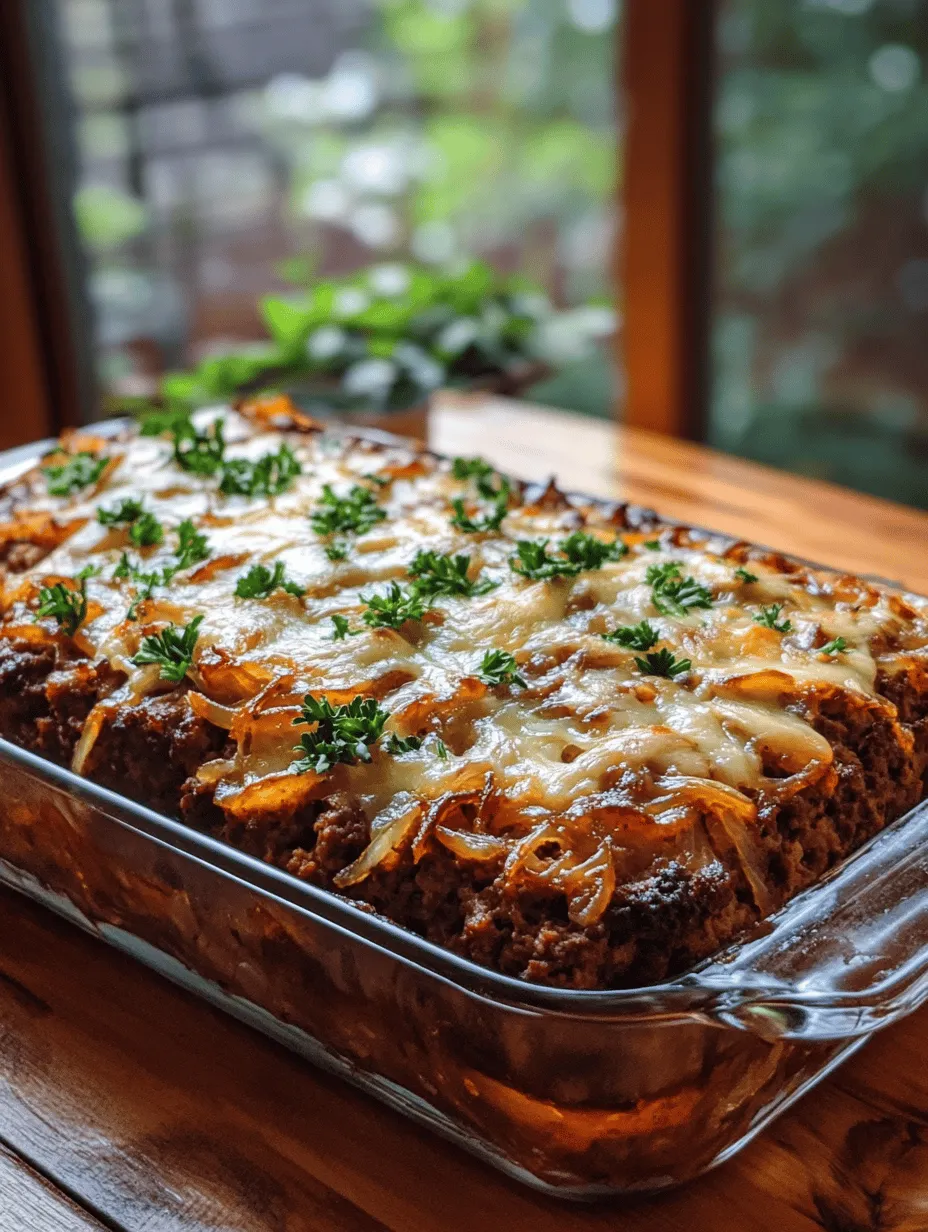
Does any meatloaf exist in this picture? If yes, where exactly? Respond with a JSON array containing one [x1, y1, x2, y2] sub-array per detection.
[[1, 396, 927, 989]]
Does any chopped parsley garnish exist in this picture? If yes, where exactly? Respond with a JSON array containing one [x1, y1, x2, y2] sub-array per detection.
[[173, 418, 226, 475], [310, 484, 386, 542], [235, 562, 304, 600], [129, 511, 164, 548], [34, 566, 95, 636], [360, 581, 428, 630], [138, 406, 191, 437], [478, 649, 527, 688], [646, 562, 713, 618], [291, 694, 389, 774], [219, 443, 301, 497], [112, 520, 209, 619], [821, 636, 848, 656], [450, 458, 511, 533], [450, 492, 509, 534], [511, 532, 625, 581], [643, 540, 661, 550], [754, 603, 792, 633], [131, 615, 203, 682], [634, 648, 691, 679], [112, 553, 161, 619], [408, 550, 496, 599], [45, 452, 108, 497], [97, 499, 163, 547], [325, 543, 348, 562], [451, 456, 495, 483], [433, 737, 449, 760], [97, 498, 145, 526], [363, 472, 389, 487], [735, 567, 759, 584], [173, 519, 210, 572], [382, 732, 424, 756], [602, 620, 660, 651], [560, 531, 627, 571], [331, 614, 361, 640]]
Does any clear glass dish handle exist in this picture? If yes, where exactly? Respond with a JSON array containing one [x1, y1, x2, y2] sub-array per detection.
[[695, 801, 928, 1041]]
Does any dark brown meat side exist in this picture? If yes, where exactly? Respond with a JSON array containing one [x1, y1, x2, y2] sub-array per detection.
[[0, 634, 926, 989]]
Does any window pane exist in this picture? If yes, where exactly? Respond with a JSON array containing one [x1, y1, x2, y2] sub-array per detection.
[[53, 0, 619, 419], [711, 0, 928, 508]]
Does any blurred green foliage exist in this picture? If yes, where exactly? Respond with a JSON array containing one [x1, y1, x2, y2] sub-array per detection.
[[130, 260, 608, 418], [713, 0, 928, 505]]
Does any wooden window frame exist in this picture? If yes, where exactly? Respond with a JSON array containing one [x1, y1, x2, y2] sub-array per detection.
[[619, 0, 716, 439]]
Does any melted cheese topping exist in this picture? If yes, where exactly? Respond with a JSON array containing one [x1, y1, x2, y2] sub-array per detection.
[[4, 407, 928, 920]]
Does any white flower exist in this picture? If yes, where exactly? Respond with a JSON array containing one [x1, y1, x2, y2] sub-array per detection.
[[306, 326, 347, 361], [342, 358, 397, 400]]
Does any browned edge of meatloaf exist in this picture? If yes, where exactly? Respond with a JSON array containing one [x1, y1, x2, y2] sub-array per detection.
[[1, 618, 927, 990]]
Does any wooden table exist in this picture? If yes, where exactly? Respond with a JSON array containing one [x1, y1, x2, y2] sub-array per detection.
[[4, 395, 928, 1231]]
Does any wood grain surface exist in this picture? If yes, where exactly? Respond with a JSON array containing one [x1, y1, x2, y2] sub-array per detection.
[[4, 395, 928, 1231]]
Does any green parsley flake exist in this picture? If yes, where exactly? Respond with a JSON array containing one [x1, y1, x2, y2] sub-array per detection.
[[360, 581, 428, 630], [219, 443, 301, 497], [511, 532, 625, 581], [291, 695, 389, 774], [381, 733, 424, 756], [98, 499, 163, 547], [129, 511, 164, 548], [97, 498, 145, 527], [34, 566, 96, 636], [754, 603, 792, 633], [821, 636, 848, 656], [602, 620, 660, 651], [478, 649, 526, 688], [408, 550, 496, 599], [450, 492, 509, 534], [646, 562, 713, 618], [634, 648, 691, 679], [331, 614, 361, 640], [311, 484, 386, 544], [45, 452, 108, 497], [131, 615, 203, 682], [173, 418, 225, 475], [235, 562, 304, 600], [735, 567, 759, 584], [173, 519, 210, 572]]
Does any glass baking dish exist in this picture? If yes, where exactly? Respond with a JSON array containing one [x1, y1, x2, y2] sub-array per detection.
[[2, 428, 928, 1199]]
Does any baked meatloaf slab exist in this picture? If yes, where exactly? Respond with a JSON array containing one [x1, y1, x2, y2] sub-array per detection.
[[1, 396, 927, 990]]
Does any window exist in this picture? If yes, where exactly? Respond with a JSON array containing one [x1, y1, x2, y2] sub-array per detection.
[[56, 0, 619, 418], [712, 0, 928, 507]]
